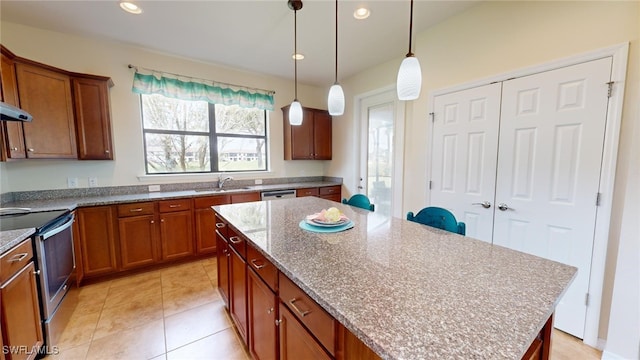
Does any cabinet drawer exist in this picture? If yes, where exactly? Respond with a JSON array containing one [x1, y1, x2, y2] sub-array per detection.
[[117, 202, 155, 217], [247, 244, 278, 292], [228, 226, 246, 259], [1, 239, 34, 283], [194, 195, 229, 209], [279, 273, 336, 356], [319, 185, 341, 196], [296, 187, 319, 197], [159, 198, 192, 213], [214, 213, 228, 239]]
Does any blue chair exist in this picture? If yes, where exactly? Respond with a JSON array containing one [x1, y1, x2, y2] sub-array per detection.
[[342, 194, 375, 211], [406, 207, 465, 235]]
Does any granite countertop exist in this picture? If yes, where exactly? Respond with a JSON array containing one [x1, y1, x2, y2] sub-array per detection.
[[0, 181, 340, 254], [213, 197, 577, 360]]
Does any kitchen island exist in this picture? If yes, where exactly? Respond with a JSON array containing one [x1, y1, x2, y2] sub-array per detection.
[[213, 196, 577, 360]]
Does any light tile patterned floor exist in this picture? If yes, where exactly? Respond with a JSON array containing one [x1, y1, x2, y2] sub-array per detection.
[[46, 258, 250, 360], [46, 257, 600, 360]]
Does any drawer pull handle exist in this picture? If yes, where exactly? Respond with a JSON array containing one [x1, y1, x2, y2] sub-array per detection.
[[289, 298, 311, 317], [27, 148, 35, 152], [11, 147, 18, 151], [215, 223, 225, 229], [8, 252, 28, 263], [229, 236, 242, 244], [168, 204, 181, 208], [250, 259, 266, 269], [129, 208, 143, 212], [267, 307, 274, 314]]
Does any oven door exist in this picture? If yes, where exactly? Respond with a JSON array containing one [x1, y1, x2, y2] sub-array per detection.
[[35, 213, 75, 320]]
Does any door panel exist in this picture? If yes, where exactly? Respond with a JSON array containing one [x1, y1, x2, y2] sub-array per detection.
[[431, 83, 502, 242], [494, 57, 612, 338]]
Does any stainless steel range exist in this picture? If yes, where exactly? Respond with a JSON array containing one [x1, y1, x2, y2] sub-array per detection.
[[0, 208, 78, 349]]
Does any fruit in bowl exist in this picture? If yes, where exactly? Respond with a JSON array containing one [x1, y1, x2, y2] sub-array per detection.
[[324, 207, 342, 223]]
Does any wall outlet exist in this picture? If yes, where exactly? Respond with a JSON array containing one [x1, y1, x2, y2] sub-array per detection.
[[254, 179, 263, 185], [148, 185, 161, 192], [67, 177, 78, 188], [88, 177, 98, 187]]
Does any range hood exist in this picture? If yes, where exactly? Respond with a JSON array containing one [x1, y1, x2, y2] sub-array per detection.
[[0, 101, 32, 122]]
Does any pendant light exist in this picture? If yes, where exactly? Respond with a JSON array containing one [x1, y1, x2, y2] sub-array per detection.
[[288, 0, 304, 125], [327, 0, 345, 116], [396, 0, 422, 101]]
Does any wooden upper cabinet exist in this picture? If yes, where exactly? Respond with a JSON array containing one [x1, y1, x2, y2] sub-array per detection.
[[283, 106, 332, 160], [73, 77, 114, 160], [0, 51, 26, 160], [16, 62, 77, 159]]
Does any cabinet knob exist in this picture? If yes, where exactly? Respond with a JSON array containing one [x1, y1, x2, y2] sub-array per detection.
[[105, 149, 110, 154], [161, 219, 165, 223], [27, 148, 35, 152], [150, 220, 155, 224]]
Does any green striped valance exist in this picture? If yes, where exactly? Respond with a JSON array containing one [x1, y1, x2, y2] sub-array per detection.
[[131, 69, 275, 111]]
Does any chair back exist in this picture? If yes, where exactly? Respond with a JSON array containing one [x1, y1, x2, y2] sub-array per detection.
[[342, 194, 375, 211], [406, 207, 466, 235]]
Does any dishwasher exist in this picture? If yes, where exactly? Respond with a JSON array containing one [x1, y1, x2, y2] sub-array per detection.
[[261, 189, 296, 200]]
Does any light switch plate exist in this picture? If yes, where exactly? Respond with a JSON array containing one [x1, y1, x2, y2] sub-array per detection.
[[254, 179, 263, 185], [88, 177, 98, 187]]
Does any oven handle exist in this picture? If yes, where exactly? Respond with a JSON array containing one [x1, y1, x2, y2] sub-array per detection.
[[39, 215, 74, 240]]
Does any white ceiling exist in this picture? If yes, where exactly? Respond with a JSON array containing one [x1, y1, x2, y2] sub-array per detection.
[[1, 0, 479, 86]]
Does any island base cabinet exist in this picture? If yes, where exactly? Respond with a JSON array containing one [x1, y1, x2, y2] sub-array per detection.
[[1, 262, 44, 360], [278, 303, 331, 360], [229, 246, 248, 344], [248, 269, 277, 360], [215, 229, 231, 307]]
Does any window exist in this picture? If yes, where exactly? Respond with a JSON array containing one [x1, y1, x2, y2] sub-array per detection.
[[141, 94, 268, 174]]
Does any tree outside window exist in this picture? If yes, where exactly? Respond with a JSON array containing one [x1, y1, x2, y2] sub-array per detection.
[[141, 94, 268, 174]]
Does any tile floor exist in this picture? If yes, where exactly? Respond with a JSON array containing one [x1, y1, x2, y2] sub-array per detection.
[[46, 256, 600, 360], [47, 257, 250, 360]]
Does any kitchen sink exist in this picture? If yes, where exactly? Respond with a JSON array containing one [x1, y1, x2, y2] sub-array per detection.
[[195, 186, 252, 192]]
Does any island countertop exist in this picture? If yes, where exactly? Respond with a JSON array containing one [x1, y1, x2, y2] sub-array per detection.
[[213, 196, 577, 360]]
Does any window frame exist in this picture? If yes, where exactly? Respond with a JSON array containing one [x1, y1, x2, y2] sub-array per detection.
[[140, 95, 269, 175]]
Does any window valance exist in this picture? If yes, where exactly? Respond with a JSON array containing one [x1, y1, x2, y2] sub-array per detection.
[[130, 66, 275, 111]]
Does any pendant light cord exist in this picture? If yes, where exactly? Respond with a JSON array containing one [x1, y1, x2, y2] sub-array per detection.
[[294, 8, 298, 101], [407, 0, 414, 57], [334, 0, 338, 84]]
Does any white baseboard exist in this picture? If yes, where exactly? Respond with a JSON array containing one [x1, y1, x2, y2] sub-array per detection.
[[601, 349, 632, 360]]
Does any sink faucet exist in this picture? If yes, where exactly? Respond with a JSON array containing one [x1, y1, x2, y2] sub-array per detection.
[[218, 174, 233, 189]]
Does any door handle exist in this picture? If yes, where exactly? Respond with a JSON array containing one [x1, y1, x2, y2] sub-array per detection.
[[497, 203, 514, 211], [472, 201, 491, 209]]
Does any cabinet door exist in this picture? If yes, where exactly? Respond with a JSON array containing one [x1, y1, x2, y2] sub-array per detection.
[[16, 62, 77, 159], [248, 269, 277, 360], [160, 210, 194, 261], [77, 206, 119, 277], [0, 53, 26, 160], [118, 214, 158, 270], [230, 246, 248, 344], [215, 229, 231, 307], [0, 262, 44, 360], [195, 209, 216, 254], [72, 77, 113, 160], [279, 303, 331, 360], [312, 110, 332, 160]]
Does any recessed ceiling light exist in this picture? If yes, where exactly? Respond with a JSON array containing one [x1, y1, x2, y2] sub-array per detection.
[[292, 53, 304, 60], [120, 1, 142, 15], [353, 7, 370, 20]]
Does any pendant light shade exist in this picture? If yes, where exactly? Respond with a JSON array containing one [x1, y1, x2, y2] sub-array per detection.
[[289, 100, 303, 125], [397, 56, 422, 100], [288, 0, 304, 125], [396, 0, 422, 101], [328, 84, 345, 115], [327, 0, 345, 116]]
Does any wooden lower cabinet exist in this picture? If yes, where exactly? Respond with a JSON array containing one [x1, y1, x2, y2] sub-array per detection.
[[77, 206, 119, 277], [230, 245, 248, 344], [279, 303, 331, 360], [194, 195, 229, 254], [216, 228, 231, 307], [118, 214, 158, 270], [0, 262, 44, 360], [248, 269, 278, 360], [159, 210, 194, 260], [231, 191, 261, 204]]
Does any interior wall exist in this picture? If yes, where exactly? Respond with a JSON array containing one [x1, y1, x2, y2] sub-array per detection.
[[330, 0, 639, 344], [0, 22, 327, 192]]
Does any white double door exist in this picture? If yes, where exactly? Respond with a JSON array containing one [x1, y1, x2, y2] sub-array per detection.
[[430, 57, 613, 338]]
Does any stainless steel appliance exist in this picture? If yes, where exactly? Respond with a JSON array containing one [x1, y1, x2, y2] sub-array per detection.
[[261, 189, 296, 200], [0, 209, 78, 348]]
